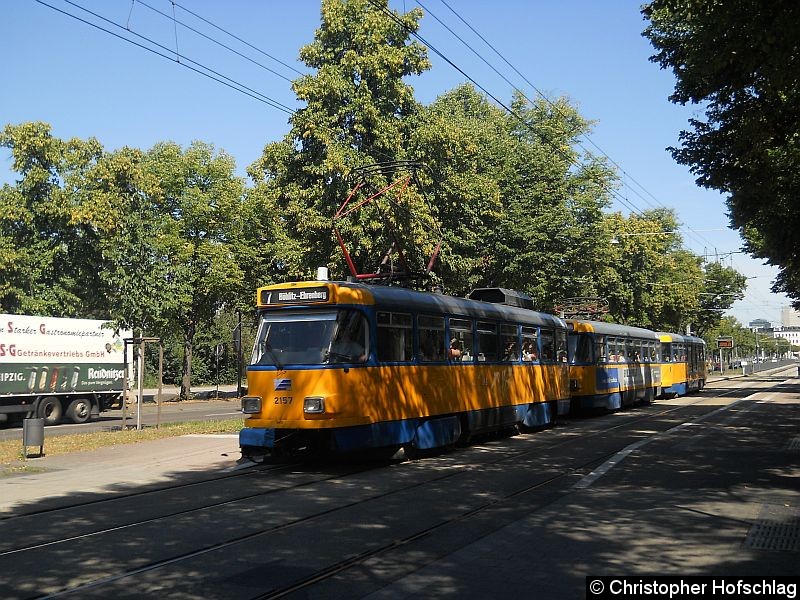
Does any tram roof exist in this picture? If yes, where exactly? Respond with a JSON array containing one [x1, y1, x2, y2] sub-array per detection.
[[656, 331, 707, 345], [257, 281, 566, 328], [567, 319, 660, 341]]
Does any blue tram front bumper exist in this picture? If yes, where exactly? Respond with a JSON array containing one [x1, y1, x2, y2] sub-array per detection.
[[239, 427, 276, 449]]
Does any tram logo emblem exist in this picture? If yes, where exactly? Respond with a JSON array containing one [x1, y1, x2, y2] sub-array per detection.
[[274, 378, 292, 391]]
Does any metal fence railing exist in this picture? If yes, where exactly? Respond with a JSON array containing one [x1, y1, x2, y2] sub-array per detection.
[[710, 358, 798, 377]]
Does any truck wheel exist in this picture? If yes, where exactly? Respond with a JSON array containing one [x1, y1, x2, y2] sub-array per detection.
[[38, 397, 63, 425], [67, 398, 92, 424]]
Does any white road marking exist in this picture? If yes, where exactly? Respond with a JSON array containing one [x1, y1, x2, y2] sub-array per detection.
[[573, 391, 773, 490]]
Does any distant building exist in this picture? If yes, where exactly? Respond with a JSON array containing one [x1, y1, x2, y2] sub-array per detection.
[[749, 318, 771, 331], [773, 327, 800, 348], [781, 306, 800, 328]]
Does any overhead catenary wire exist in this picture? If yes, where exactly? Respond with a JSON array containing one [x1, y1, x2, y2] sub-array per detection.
[[364, 0, 654, 219], [392, 0, 786, 316], [36, 0, 296, 115], [424, 0, 721, 253], [35, 0, 412, 172], [134, 0, 297, 84], [171, 0, 305, 77], [29, 0, 791, 318]]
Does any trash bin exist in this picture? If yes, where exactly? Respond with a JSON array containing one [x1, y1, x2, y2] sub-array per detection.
[[22, 417, 44, 458]]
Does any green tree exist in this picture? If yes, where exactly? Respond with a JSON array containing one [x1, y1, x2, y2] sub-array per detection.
[[0, 122, 108, 316], [693, 261, 747, 336], [248, 0, 431, 281], [601, 210, 700, 330], [410, 85, 615, 306], [141, 142, 246, 399], [642, 1, 800, 306]]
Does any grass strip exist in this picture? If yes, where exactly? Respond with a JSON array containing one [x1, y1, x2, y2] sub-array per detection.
[[1, 417, 244, 469]]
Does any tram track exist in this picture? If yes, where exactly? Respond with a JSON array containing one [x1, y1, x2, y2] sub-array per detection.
[[3, 369, 781, 555], [250, 372, 795, 599], [4, 370, 791, 599]]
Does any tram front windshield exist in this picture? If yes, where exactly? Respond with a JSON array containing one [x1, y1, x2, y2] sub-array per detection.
[[251, 310, 368, 366]]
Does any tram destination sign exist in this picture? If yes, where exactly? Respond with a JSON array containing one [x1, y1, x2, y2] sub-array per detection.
[[261, 286, 330, 305], [716, 337, 734, 349]]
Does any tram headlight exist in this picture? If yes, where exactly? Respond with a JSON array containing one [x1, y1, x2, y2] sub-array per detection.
[[304, 396, 325, 414], [241, 396, 262, 414]]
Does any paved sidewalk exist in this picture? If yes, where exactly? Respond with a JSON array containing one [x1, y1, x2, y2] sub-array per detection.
[[1, 434, 241, 516]]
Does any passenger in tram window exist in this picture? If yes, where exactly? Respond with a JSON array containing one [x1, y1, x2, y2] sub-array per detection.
[[522, 341, 537, 362], [448, 338, 463, 360], [503, 342, 518, 361]]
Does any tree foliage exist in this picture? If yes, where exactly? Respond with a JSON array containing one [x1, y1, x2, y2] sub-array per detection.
[[599, 209, 746, 334], [248, 0, 431, 281], [0, 122, 108, 316], [410, 85, 615, 308], [642, 0, 800, 306]]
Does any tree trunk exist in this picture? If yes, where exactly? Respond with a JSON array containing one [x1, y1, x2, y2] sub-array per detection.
[[180, 320, 195, 400]]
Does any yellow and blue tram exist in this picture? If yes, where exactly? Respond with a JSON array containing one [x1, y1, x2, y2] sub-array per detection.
[[240, 281, 569, 458], [567, 320, 663, 411], [657, 332, 707, 397]]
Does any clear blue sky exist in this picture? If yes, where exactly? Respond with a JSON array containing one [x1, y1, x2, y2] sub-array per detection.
[[1, 0, 791, 326]]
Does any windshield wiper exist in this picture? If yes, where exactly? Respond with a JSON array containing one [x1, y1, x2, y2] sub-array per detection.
[[262, 341, 283, 369]]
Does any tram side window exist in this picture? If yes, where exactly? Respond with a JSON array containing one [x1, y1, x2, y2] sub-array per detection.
[[328, 310, 369, 363], [500, 324, 519, 362], [449, 318, 474, 362], [626, 339, 638, 362], [662, 343, 672, 362], [540, 329, 555, 362], [568, 333, 593, 364], [556, 329, 568, 363], [476, 322, 498, 362], [672, 343, 681, 362], [376, 312, 413, 362], [595, 335, 608, 364], [606, 337, 618, 363], [417, 315, 446, 362], [521, 326, 539, 362], [653, 341, 662, 362]]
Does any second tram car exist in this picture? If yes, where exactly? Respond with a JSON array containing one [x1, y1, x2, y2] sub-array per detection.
[[240, 281, 569, 458], [567, 320, 662, 411]]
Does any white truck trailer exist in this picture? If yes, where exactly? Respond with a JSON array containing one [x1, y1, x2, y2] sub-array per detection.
[[0, 315, 131, 425]]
